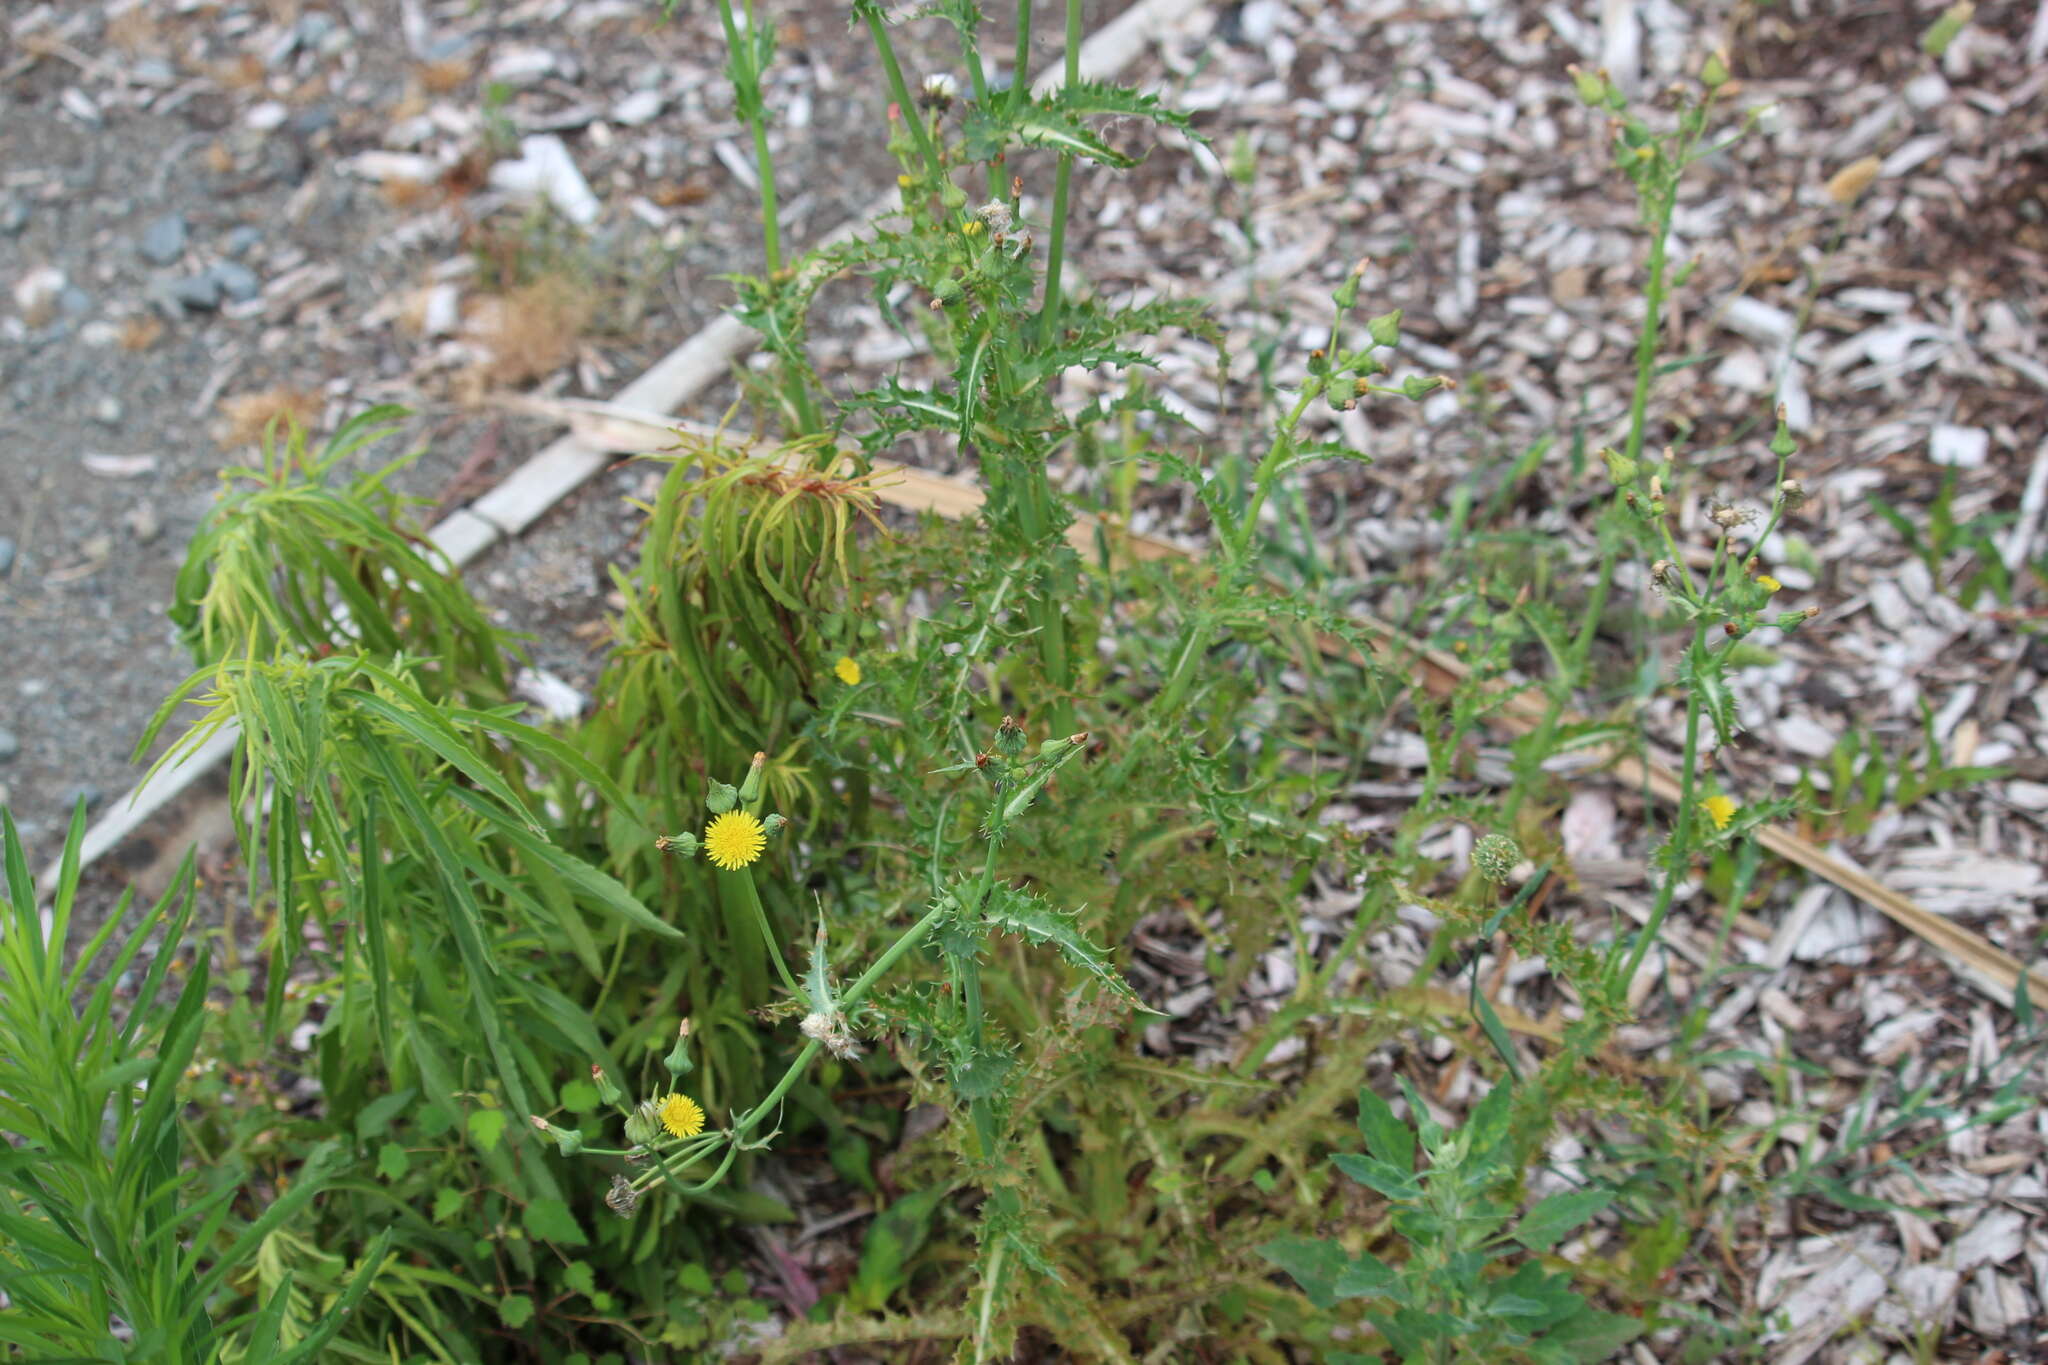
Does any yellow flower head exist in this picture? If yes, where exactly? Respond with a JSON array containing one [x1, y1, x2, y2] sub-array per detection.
[[659, 1092, 705, 1140], [1703, 794, 1737, 830], [834, 655, 861, 686], [1757, 575, 1782, 594], [704, 810, 767, 871]]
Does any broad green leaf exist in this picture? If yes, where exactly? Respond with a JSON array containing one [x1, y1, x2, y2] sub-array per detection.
[[1356, 1087, 1414, 1173], [354, 1087, 416, 1141], [847, 1186, 946, 1313], [523, 1197, 589, 1247], [1514, 1189, 1614, 1253], [1544, 1307, 1645, 1360], [468, 1108, 508, 1153], [1331, 1152, 1420, 1202], [1256, 1236, 1347, 1310]]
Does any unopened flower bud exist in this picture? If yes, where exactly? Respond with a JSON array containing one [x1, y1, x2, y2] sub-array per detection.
[[655, 832, 699, 857], [623, 1099, 662, 1148], [1602, 448, 1638, 487], [762, 813, 788, 836], [532, 1115, 585, 1156], [995, 716, 1026, 760], [706, 779, 738, 815], [663, 1019, 694, 1076], [1778, 477, 1807, 510], [592, 1065, 622, 1106], [737, 752, 767, 804], [1701, 49, 1730, 88]]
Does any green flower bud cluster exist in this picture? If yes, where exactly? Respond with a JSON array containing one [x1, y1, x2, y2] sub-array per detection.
[[1472, 833, 1522, 884]]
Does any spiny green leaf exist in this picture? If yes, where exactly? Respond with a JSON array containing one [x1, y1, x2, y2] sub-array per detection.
[[980, 885, 1140, 1004]]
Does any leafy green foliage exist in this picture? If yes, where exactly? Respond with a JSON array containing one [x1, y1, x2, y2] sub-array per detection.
[[1262, 1080, 1641, 1364], [168, 406, 508, 693], [0, 806, 384, 1364], [1867, 469, 2013, 608]]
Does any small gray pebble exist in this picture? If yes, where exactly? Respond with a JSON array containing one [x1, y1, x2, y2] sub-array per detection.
[[170, 273, 222, 310], [291, 104, 336, 136], [224, 225, 263, 257], [60, 285, 91, 316], [0, 195, 26, 235], [422, 33, 471, 61], [0, 536, 13, 577], [139, 212, 188, 265], [210, 260, 260, 302], [296, 12, 336, 45], [93, 395, 124, 425], [0, 730, 17, 763], [64, 784, 103, 814], [131, 57, 176, 86]]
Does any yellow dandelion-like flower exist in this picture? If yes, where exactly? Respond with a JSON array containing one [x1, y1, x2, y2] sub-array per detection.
[[1757, 575, 1782, 594], [1703, 795, 1737, 830], [704, 810, 767, 871], [834, 655, 861, 686], [659, 1093, 705, 1140]]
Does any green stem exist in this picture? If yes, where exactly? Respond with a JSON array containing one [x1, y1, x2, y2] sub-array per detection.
[[731, 897, 953, 1142], [974, 1239, 1009, 1364], [861, 4, 946, 190], [1009, 0, 1033, 115], [727, 867, 800, 999], [1620, 628, 1707, 987], [1156, 384, 1320, 716], [1035, 0, 1084, 344], [715, 0, 819, 437]]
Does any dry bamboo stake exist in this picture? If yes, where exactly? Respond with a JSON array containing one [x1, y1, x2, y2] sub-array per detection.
[[530, 398, 2048, 1012]]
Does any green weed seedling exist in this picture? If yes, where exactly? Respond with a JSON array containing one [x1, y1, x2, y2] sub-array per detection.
[[1795, 707, 2009, 838], [1260, 1080, 1641, 1364], [1867, 467, 2014, 609]]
